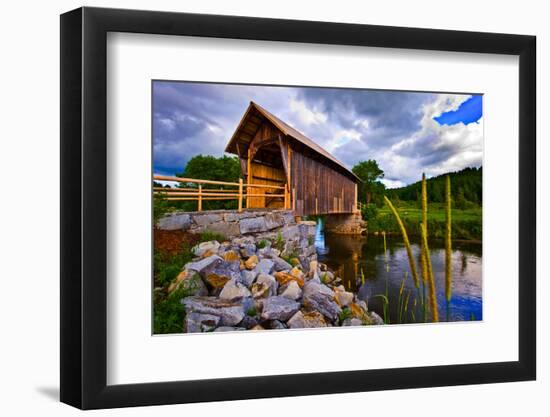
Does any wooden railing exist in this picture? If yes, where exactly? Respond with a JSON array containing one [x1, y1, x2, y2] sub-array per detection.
[[153, 175, 287, 212]]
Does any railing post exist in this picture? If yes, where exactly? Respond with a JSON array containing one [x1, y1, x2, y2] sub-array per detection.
[[238, 178, 243, 212], [198, 184, 202, 212]]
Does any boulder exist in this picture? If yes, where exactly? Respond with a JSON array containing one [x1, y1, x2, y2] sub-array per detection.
[[271, 256, 293, 272], [342, 318, 364, 327], [193, 213, 222, 227], [219, 279, 252, 301], [223, 250, 240, 262], [192, 241, 221, 257], [280, 281, 302, 300], [265, 320, 287, 330], [214, 326, 245, 332], [239, 243, 257, 258], [167, 271, 208, 296], [184, 312, 220, 333], [251, 282, 270, 299], [256, 274, 278, 297], [302, 281, 342, 322], [157, 213, 191, 231], [287, 310, 327, 329], [367, 311, 385, 325], [264, 212, 285, 230], [261, 296, 300, 321], [244, 255, 259, 270], [239, 269, 258, 288], [334, 286, 354, 307], [185, 255, 223, 275], [251, 324, 265, 331], [240, 217, 268, 234], [274, 271, 304, 288], [254, 259, 274, 275], [182, 297, 245, 326]]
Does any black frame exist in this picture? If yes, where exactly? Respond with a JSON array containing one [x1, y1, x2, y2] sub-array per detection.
[[60, 6, 536, 410]]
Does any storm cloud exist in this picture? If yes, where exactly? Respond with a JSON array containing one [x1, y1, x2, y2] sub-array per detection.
[[153, 81, 482, 187]]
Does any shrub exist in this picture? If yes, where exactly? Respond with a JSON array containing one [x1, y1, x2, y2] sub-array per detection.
[[199, 230, 226, 243]]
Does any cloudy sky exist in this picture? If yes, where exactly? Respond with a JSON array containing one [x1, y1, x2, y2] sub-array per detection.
[[153, 81, 483, 188]]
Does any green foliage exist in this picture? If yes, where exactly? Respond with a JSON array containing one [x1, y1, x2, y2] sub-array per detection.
[[153, 242, 194, 287], [153, 193, 174, 224], [273, 231, 285, 252], [338, 307, 353, 324], [257, 239, 269, 249], [174, 155, 242, 211], [369, 201, 482, 240], [352, 159, 386, 206], [391, 166, 482, 205], [198, 230, 227, 243], [246, 306, 258, 317], [153, 282, 198, 334]]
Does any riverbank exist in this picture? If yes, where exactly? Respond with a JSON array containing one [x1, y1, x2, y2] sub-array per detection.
[[366, 202, 482, 240], [154, 226, 383, 334]]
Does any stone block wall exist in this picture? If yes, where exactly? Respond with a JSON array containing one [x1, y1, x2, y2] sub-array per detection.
[[157, 209, 318, 268]]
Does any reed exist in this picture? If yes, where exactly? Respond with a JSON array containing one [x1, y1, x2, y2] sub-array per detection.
[[420, 223, 439, 322], [445, 174, 453, 303], [384, 195, 420, 288], [420, 173, 428, 322]]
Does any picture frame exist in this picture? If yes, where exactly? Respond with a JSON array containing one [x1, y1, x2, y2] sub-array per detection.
[[60, 6, 536, 410]]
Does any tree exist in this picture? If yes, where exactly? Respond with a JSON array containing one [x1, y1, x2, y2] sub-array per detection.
[[175, 155, 242, 211], [352, 159, 385, 206]]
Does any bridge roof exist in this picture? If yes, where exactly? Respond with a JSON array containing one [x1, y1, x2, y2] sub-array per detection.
[[225, 101, 360, 182]]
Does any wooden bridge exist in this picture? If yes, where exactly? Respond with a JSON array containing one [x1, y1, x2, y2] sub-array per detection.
[[155, 101, 361, 217]]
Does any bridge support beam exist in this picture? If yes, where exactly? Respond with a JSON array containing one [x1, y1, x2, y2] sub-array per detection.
[[324, 212, 366, 235]]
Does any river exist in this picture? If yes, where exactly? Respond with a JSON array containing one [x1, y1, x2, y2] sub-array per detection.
[[315, 219, 482, 323]]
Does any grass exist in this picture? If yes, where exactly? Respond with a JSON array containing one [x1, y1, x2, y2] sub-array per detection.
[[368, 201, 481, 240], [153, 276, 201, 334], [198, 230, 227, 243], [384, 196, 420, 288]]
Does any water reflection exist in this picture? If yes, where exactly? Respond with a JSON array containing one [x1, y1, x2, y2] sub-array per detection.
[[315, 218, 482, 323]]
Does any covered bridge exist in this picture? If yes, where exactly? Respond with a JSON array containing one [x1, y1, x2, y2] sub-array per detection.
[[225, 101, 360, 217]]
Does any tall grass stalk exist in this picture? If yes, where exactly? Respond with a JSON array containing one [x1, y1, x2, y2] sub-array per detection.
[[420, 223, 439, 322], [384, 195, 419, 288], [420, 173, 429, 322], [445, 174, 453, 303]]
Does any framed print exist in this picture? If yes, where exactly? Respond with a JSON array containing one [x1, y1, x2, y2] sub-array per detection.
[[60, 7, 536, 409]]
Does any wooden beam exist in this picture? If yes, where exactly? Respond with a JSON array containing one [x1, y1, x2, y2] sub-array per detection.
[[246, 148, 252, 208]]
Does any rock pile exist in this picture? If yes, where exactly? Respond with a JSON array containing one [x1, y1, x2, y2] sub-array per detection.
[[167, 230, 383, 333]]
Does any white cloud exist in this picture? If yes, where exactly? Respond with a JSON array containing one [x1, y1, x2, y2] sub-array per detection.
[[289, 98, 328, 126]]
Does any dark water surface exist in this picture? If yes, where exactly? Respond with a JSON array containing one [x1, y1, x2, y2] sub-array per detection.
[[315, 219, 482, 323]]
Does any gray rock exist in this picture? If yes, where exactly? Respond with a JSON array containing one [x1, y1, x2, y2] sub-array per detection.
[[157, 213, 192, 231], [302, 281, 342, 322], [334, 287, 354, 307], [281, 225, 300, 241], [185, 255, 223, 275], [204, 221, 240, 238], [261, 296, 300, 321], [193, 213, 223, 227], [367, 311, 384, 325], [182, 297, 245, 326], [219, 279, 252, 301], [240, 243, 257, 258], [214, 326, 245, 332], [342, 318, 364, 327], [239, 269, 258, 288], [265, 320, 287, 330], [254, 259, 274, 275], [192, 241, 221, 257], [184, 312, 220, 333], [240, 217, 268, 234], [287, 310, 327, 328], [240, 315, 260, 329], [265, 213, 285, 230], [280, 281, 302, 300], [256, 273, 278, 297], [271, 256, 293, 272]]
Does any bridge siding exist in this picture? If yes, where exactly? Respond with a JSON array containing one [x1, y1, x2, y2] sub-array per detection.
[[290, 147, 356, 216]]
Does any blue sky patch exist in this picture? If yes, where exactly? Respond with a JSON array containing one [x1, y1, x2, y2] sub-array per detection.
[[434, 95, 482, 126]]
